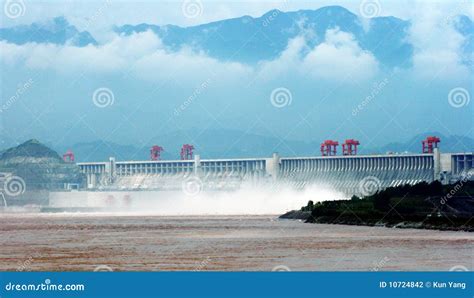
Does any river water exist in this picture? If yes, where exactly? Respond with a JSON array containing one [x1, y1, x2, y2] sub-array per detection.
[[0, 213, 472, 271]]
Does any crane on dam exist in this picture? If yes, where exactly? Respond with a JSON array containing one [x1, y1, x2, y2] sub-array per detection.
[[180, 144, 195, 160], [422, 136, 440, 154], [321, 140, 339, 156], [342, 139, 360, 155], [63, 150, 75, 163], [150, 145, 164, 161]]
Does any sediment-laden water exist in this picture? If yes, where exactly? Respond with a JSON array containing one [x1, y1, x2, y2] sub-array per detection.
[[0, 213, 472, 271]]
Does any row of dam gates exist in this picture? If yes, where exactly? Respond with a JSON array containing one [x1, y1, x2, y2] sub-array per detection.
[[77, 149, 474, 196]]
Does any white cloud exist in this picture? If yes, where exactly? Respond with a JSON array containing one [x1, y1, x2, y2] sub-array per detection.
[[133, 47, 250, 83], [256, 36, 307, 80], [0, 31, 252, 82], [258, 28, 379, 81], [303, 28, 379, 80], [1, 28, 380, 84], [1, 17, 470, 85], [407, 3, 470, 80]]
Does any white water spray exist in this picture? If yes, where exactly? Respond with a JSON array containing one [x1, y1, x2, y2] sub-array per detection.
[[49, 185, 346, 215]]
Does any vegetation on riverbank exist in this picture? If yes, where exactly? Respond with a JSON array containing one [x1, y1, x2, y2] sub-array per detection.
[[281, 180, 474, 231]]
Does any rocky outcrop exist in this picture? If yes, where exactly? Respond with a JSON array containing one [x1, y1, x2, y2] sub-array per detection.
[[279, 210, 312, 220], [0, 140, 84, 206]]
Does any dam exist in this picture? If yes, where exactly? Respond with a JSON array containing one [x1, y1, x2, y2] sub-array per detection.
[[77, 149, 474, 197]]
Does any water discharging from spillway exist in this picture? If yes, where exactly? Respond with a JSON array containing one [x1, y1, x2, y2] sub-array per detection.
[[49, 185, 346, 215]]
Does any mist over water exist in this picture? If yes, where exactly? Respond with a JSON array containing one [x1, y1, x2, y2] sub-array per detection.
[[50, 185, 346, 215], [132, 186, 345, 215]]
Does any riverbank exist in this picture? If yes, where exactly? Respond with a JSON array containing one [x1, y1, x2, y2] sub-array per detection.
[[281, 181, 474, 232], [280, 210, 473, 231]]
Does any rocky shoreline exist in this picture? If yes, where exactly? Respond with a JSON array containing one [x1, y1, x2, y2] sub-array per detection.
[[279, 210, 473, 232], [280, 180, 474, 232], [279, 210, 312, 220]]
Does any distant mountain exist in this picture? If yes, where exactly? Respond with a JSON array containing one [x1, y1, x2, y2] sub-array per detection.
[[58, 130, 474, 162], [148, 128, 320, 159], [376, 133, 474, 154], [0, 16, 96, 46], [58, 140, 150, 162], [1, 7, 471, 68], [58, 129, 318, 162], [115, 6, 414, 67]]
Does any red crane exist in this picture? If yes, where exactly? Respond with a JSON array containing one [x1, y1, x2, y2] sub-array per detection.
[[320, 140, 339, 156], [180, 144, 194, 160], [422, 136, 440, 153], [342, 139, 360, 155], [63, 150, 75, 162], [150, 145, 164, 160]]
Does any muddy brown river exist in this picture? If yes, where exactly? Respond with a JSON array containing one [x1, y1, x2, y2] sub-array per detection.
[[0, 213, 472, 271]]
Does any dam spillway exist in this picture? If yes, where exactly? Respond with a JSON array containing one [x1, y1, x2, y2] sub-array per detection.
[[77, 150, 474, 196]]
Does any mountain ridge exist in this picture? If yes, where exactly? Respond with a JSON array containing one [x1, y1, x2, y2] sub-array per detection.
[[48, 130, 474, 162], [1, 6, 471, 68], [114, 5, 414, 67], [0, 16, 97, 46]]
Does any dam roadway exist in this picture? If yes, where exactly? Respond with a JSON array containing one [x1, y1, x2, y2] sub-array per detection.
[[76, 149, 474, 196]]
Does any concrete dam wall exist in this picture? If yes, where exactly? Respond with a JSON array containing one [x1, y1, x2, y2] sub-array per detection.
[[77, 150, 474, 196]]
